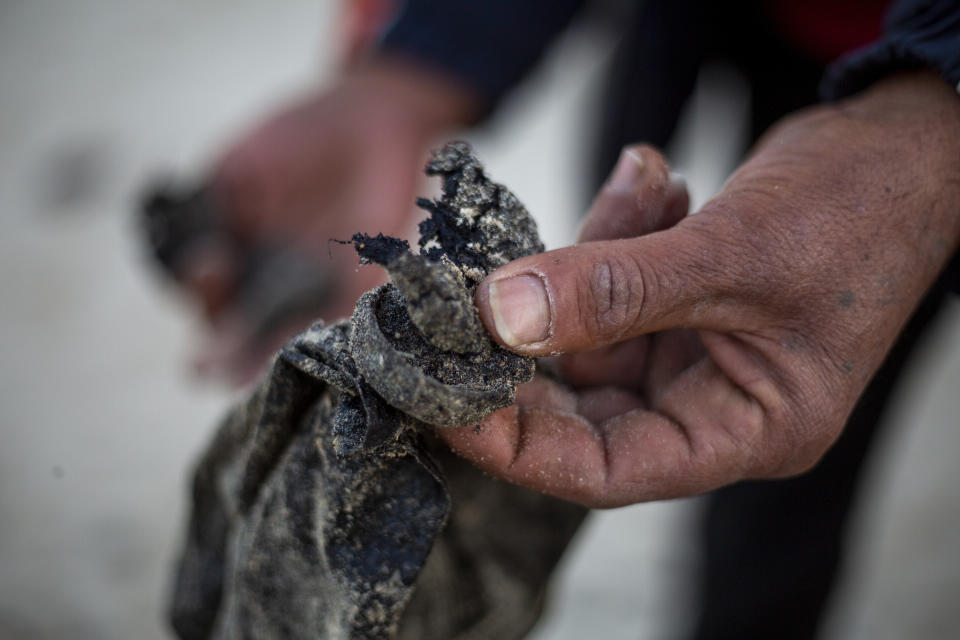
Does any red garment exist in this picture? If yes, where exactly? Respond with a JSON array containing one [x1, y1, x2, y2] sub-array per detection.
[[766, 0, 887, 61]]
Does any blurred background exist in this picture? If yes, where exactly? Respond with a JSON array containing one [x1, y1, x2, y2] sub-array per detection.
[[1, 1, 959, 638]]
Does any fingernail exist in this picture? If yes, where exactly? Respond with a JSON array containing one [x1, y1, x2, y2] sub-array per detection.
[[607, 148, 645, 192], [487, 275, 551, 347]]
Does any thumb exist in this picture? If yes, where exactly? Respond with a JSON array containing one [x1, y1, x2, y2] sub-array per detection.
[[474, 146, 715, 356], [475, 232, 715, 355]]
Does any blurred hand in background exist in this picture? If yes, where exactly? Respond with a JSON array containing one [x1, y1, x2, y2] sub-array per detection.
[[173, 2, 479, 383]]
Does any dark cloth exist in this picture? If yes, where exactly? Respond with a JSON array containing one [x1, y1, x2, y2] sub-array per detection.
[[379, 0, 586, 113], [763, 0, 887, 62], [168, 144, 588, 639], [381, 0, 960, 111], [592, 1, 829, 185], [822, 0, 960, 100]]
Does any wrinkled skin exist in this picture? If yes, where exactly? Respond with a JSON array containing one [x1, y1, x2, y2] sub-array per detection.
[[446, 71, 960, 508]]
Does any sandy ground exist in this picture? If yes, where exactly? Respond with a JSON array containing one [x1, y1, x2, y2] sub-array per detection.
[[1, 2, 958, 638]]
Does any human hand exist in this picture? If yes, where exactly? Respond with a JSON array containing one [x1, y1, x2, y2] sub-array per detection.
[[177, 60, 478, 381], [441, 71, 960, 508], [209, 59, 478, 314]]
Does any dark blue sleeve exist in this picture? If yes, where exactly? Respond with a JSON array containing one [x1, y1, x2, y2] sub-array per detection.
[[821, 0, 960, 99], [377, 0, 587, 112]]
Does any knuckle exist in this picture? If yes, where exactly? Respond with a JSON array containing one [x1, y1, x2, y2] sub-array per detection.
[[581, 254, 647, 343]]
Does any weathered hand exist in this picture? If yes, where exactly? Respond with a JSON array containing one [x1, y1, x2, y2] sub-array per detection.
[[442, 71, 960, 508]]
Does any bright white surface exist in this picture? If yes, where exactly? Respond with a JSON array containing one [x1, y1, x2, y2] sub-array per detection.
[[1, 2, 958, 638]]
